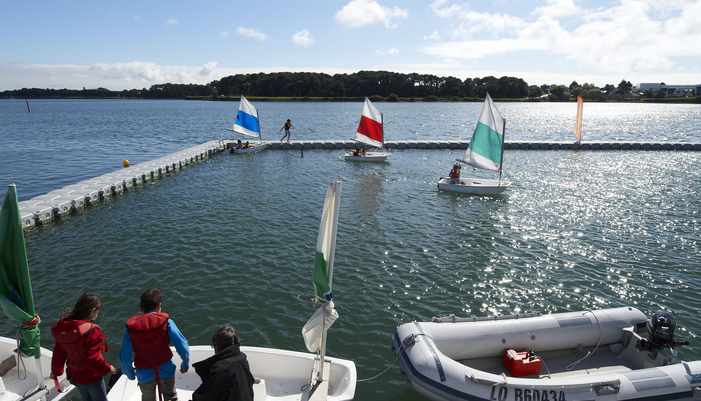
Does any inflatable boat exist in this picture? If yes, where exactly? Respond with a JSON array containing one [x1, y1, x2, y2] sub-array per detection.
[[394, 307, 701, 401]]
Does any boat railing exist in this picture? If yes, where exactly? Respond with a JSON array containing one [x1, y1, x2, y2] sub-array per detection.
[[431, 312, 541, 323]]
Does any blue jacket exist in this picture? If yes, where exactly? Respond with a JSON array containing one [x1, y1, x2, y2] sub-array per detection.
[[119, 319, 189, 383]]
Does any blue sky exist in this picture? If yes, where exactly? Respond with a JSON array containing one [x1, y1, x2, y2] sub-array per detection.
[[1, 0, 699, 89]]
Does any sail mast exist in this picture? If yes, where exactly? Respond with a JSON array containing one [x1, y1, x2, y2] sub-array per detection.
[[317, 180, 341, 385], [499, 118, 506, 184]]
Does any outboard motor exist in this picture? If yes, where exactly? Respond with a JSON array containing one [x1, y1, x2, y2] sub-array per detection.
[[649, 311, 676, 347], [639, 311, 688, 351]]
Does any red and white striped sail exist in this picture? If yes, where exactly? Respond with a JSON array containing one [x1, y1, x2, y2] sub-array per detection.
[[355, 98, 384, 148]]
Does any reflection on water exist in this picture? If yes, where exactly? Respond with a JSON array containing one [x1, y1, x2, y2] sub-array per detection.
[[1, 100, 700, 199], [0, 149, 699, 401]]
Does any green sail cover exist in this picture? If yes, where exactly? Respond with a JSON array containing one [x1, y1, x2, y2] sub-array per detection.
[[0, 185, 40, 358], [312, 181, 341, 301], [466, 93, 505, 171]]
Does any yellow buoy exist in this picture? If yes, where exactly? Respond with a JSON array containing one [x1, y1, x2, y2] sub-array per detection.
[[122, 159, 130, 168]]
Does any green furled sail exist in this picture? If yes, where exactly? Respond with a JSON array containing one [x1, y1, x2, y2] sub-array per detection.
[[312, 180, 342, 301], [466, 93, 506, 171], [303, 181, 342, 355], [0, 184, 40, 358]]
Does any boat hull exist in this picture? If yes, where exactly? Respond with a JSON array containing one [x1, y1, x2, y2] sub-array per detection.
[[394, 307, 701, 401], [437, 177, 511, 195], [230, 144, 269, 154], [343, 152, 389, 162], [0, 336, 74, 401], [107, 345, 356, 401]]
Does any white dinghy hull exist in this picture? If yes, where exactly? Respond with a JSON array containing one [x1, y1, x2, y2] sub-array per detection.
[[394, 307, 701, 401], [0, 336, 73, 401], [343, 152, 389, 163], [437, 177, 511, 195], [107, 345, 356, 401], [231, 144, 269, 154]]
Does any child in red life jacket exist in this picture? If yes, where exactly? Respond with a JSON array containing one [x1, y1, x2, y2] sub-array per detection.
[[120, 289, 190, 401], [51, 293, 116, 401]]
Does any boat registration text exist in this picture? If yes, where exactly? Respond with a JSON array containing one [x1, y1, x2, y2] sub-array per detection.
[[490, 386, 566, 401]]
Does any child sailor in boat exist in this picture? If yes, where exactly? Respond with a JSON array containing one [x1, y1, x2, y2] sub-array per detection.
[[120, 289, 190, 401], [192, 325, 255, 401], [448, 163, 461, 183], [51, 293, 116, 401]]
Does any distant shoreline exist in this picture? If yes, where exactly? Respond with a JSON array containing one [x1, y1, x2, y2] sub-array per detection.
[[2, 96, 699, 104]]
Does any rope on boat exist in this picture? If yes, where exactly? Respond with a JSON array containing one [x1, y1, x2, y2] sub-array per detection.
[[357, 364, 393, 382], [565, 309, 603, 371]]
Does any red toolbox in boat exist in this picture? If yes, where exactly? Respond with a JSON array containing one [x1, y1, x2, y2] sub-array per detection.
[[503, 349, 542, 377]]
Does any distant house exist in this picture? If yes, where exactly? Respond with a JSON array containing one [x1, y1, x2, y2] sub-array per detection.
[[639, 83, 700, 96]]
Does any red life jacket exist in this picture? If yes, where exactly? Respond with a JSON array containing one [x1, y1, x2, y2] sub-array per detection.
[[52, 319, 97, 370], [126, 312, 173, 369]]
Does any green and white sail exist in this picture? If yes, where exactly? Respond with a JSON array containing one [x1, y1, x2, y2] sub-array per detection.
[[303, 180, 341, 354], [466, 93, 505, 171], [312, 180, 341, 302], [0, 184, 41, 358]]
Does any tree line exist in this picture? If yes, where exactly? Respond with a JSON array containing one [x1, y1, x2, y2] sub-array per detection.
[[0, 71, 529, 100], [0, 71, 667, 101]]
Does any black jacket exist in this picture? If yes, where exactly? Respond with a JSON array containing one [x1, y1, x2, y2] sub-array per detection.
[[192, 346, 254, 401]]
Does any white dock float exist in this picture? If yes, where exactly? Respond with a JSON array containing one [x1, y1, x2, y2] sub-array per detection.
[[19, 140, 227, 230]]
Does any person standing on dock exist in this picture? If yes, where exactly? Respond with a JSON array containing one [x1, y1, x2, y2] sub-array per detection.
[[279, 119, 294, 143], [120, 289, 190, 401]]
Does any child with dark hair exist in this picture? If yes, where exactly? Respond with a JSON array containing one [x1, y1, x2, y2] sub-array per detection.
[[51, 293, 116, 401], [119, 289, 190, 401], [192, 325, 254, 401]]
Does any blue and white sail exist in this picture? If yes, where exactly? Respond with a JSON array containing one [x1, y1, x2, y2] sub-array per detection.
[[232, 95, 261, 138]]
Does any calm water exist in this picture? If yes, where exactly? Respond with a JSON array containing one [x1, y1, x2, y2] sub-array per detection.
[[0, 101, 700, 401], [1, 99, 700, 199]]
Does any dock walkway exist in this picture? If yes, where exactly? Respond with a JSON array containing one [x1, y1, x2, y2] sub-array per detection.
[[266, 140, 701, 151], [17, 139, 700, 230], [19, 140, 226, 229]]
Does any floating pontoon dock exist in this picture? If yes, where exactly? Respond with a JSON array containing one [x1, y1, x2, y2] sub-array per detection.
[[269, 140, 701, 151], [18, 140, 226, 229], [17, 139, 700, 230]]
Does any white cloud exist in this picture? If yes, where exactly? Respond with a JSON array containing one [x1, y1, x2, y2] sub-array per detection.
[[533, 0, 579, 19], [376, 48, 400, 56], [335, 0, 408, 28], [236, 27, 266, 41], [424, 31, 441, 41], [166, 18, 178, 26], [424, 0, 701, 79], [291, 30, 314, 47]]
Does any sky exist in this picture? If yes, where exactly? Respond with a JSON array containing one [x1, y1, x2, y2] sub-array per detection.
[[0, 0, 700, 90]]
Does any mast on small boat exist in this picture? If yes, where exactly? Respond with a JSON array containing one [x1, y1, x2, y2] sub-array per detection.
[[0, 184, 45, 392], [499, 118, 506, 185], [302, 180, 342, 398], [574, 95, 583, 144], [460, 93, 506, 176], [354, 98, 384, 148], [229, 95, 262, 141]]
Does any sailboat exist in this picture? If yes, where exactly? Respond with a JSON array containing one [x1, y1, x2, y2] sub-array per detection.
[[574, 95, 584, 144], [107, 181, 356, 401], [344, 98, 390, 162], [227, 95, 268, 154], [437, 94, 511, 195], [0, 184, 74, 401]]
